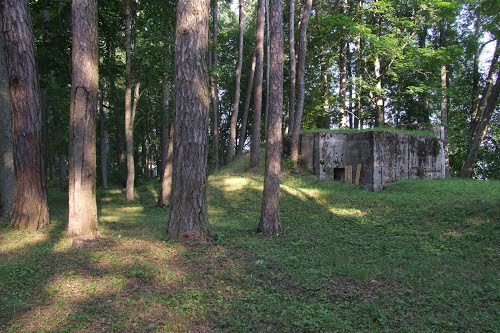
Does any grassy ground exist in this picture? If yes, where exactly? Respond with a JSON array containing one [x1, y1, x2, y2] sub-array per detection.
[[1, 154, 499, 332]]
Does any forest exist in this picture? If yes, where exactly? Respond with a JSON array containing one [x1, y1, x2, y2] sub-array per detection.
[[0, 0, 499, 332]]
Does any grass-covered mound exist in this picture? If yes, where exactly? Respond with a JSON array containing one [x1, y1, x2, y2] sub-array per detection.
[[1, 154, 498, 332]]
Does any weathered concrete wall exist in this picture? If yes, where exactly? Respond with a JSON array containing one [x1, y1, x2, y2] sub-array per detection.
[[299, 130, 446, 191], [372, 132, 445, 191]]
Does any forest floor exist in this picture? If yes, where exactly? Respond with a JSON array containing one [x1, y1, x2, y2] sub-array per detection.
[[1, 154, 499, 332]]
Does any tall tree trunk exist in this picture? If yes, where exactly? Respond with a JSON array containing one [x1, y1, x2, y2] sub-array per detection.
[[158, 122, 174, 207], [374, 4, 384, 127], [167, 0, 210, 241], [470, 18, 481, 128], [1, 0, 49, 230], [160, 71, 170, 181], [100, 88, 109, 189], [40, 88, 48, 186], [264, 0, 271, 141], [227, 0, 245, 163], [237, 51, 257, 155], [210, 0, 220, 170], [259, 0, 283, 236], [374, 54, 384, 126], [338, 0, 348, 128], [320, 49, 330, 128], [68, 0, 98, 239], [0, 20, 15, 218], [440, 21, 449, 177], [124, 1, 135, 200], [110, 49, 125, 168], [59, 155, 67, 191], [290, 0, 312, 167], [461, 42, 500, 178], [348, 47, 354, 128], [288, 0, 296, 135], [250, 0, 266, 167], [354, 32, 362, 129]]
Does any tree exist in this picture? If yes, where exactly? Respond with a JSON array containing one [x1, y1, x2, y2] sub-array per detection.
[[124, 0, 135, 201], [167, 0, 210, 240], [227, 0, 245, 163], [67, 0, 98, 239], [250, 0, 265, 168], [1, 0, 49, 230], [290, 0, 312, 167], [288, 0, 296, 134], [237, 51, 257, 155], [338, 0, 349, 128], [461, 41, 500, 178], [0, 18, 14, 219], [210, 0, 220, 170], [259, 0, 283, 236]]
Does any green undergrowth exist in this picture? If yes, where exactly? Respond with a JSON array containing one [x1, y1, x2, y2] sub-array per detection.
[[301, 127, 437, 137], [1, 154, 499, 332]]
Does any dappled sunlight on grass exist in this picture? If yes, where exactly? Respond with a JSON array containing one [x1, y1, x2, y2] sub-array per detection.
[[0, 231, 49, 254], [329, 207, 367, 218], [1, 173, 499, 332]]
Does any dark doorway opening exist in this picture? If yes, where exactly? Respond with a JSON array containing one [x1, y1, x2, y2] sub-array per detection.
[[334, 168, 345, 181]]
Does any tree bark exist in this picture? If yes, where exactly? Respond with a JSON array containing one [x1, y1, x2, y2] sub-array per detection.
[[290, 0, 312, 167], [100, 88, 109, 189], [319, 49, 330, 128], [461, 41, 500, 178], [264, 0, 270, 141], [237, 51, 257, 155], [210, 0, 220, 170], [159, 70, 170, 181], [288, 0, 296, 135], [354, 32, 362, 129], [440, 21, 449, 177], [338, 0, 348, 128], [259, 0, 283, 236], [1, 0, 49, 230], [374, 6, 384, 127], [124, 1, 135, 201], [0, 18, 15, 218], [158, 122, 174, 207], [227, 0, 245, 163], [68, 0, 98, 239], [167, 0, 210, 241], [250, 0, 266, 168]]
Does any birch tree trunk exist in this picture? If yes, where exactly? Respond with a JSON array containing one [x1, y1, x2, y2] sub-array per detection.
[[1, 0, 49, 230], [250, 0, 266, 168], [259, 0, 283, 236], [290, 0, 312, 167], [68, 0, 98, 239], [227, 0, 245, 163], [167, 0, 210, 240], [440, 21, 449, 177], [374, 6, 384, 127]]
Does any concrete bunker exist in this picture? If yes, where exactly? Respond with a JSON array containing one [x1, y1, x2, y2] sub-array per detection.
[[298, 129, 447, 191]]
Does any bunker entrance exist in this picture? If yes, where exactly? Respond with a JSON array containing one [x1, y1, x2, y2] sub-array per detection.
[[334, 168, 345, 181]]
